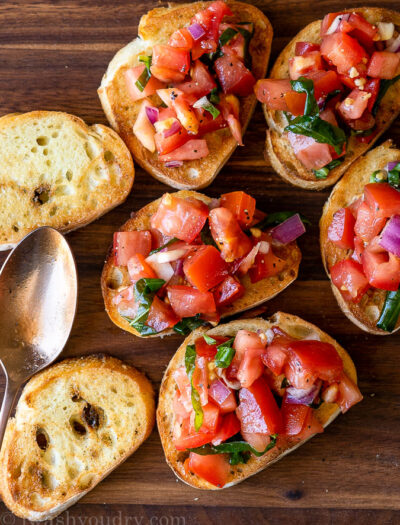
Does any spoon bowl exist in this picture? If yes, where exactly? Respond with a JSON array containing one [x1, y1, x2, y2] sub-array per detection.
[[0, 227, 77, 444]]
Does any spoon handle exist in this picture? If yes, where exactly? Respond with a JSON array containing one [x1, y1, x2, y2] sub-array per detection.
[[0, 364, 19, 449]]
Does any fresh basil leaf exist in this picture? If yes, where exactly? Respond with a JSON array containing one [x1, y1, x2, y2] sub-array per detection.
[[219, 27, 238, 47], [210, 88, 220, 105], [185, 344, 204, 431], [372, 74, 400, 116], [173, 314, 208, 335], [313, 158, 344, 180], [203, 100, 220, 120], [122, 278, 165, 336], [320, 89, 341, 111], [203, 334, 217, 345], [370, 169, 387, 183], [377, 288, 400, 332], [215, 338, 235, 368], [252, 211, 311, 231], [285, 115, 346, 154], [149, 237, 179, 256], [135, 55, 152, 92], [388, 162, 400, 188], [290, 76, 319, 117], [281, 377, 290, 388]]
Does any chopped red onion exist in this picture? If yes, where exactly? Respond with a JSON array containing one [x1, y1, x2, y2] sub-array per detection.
[[286, 381, 321, 405], [163, 120, 181, 138], [385, 161, 400, 172], [386, 34, 400, 53], [187, 22, 205, 41], [271, 214, 306, 244], [326, 13, 350, 35], [145, 106, 159, 125], [209, 379, 232, 406], [164, 161, 183, 168], [173, 258, 184, 277], [379, 215, 400, 257]]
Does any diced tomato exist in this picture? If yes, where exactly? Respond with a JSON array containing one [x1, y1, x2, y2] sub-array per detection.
[[295, 42, 320, 56], [330, 258, 370, 303], [351, 235, 365, 264], [367, 51, 400, 79], [254, 79, 292, 110], [150, 65, 186, 83], [188, 452, 230, 488], [261, 337, 291, 376], [168, 28, 194, 51], [284, 361, 316, 390], [127, 253, 157, 282], [191, 38, 218, 60], [113, 231, 152, 266], [151, 194, 208, 243], [192, 356, 210, 406], [125, 65, 165, 102], [133, 99, 156, 152], [197, 110, 228, 135], [362, 237, 400, 291], [196, 402, 220, 432], [348, 196, 363, 217], [237, 347, 265, 388], [213, 276, 245, 307], [155, 128, 189, 156], [281, 398, 310, 436], [159, 139, 209, 162], [220, 191, 256, 227], [212, 412, 241, 445], [336, 374, 363, 413], [354, 201, 386, 243], [174, 427, 215, 450], [345, 13, 378, 50], [152, 45, 190, 75], [284, 91, 306, 116], [287, 132, 332, 171], [174, 367, 192, 410], [320, 32, 368, 75], [288, 340, 343, 382], [328, 207, 356, 249], [306, 70, 343, 102], [338, 89, 370, 121], [236, 376, 283, 435], [215, 54, 256, 96], [208, 379, 237, 414], [364, 183, 400, 219], [167, 285, 216, 317], [348, 109, 376, 131], [184, 245, 228, 292], [147, 296, 179, 332], [191, 0, 233, 42], [364, 78, 380, 112], [176, 60, 216, 97], [195, 335, 229, 359], [114, 285, 137, 318], [296, 406, 324, 440], [209, 207, 253, 262], [289, 51, 323, 80], [320, 12, 346, 37], [248, 249, 286, 283]]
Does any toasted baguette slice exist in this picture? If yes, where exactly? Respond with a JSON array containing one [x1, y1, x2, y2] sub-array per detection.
[[0, 355, 155, 521], [320, 140, 400, 334], [157, 313, 359, 489], [0, 111, 135, 250], [98, 1, 272, 189], [101, 191, 301, 337], [263, 7, 400, 190]]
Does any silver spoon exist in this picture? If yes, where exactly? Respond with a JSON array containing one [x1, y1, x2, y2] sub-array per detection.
[[0, 227, 77, 447]]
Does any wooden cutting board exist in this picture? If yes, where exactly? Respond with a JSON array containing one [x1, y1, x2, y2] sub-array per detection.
[[0, 1, 400, 523]]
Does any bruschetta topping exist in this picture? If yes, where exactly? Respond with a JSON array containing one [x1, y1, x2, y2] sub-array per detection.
[[111, 192, 306, 336], [173, 327, 362, 487], [126, 1, 256, 164], [255, 11, 400, 178], [327, 162, 400, 331]]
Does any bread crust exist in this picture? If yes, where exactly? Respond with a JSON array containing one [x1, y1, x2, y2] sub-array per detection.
[[263, 7, 400, 190], [157, 313, 358, 489], [98, 1, 272, 189], [101, 190, 302, 337], [0, 355, 155, 521], [320, 140, 400, 334], [0, 111, 135, 250]]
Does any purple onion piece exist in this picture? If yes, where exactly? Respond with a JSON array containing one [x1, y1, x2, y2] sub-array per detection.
[[286, 381, 321, 405], [164, 160, 183, 168], [163, 120, 181, 138], [385, 161, 400, 172], [271, 213, 306, 244], [145, 106, 159, 125], [174, 258, 184, 276], [187, 22, 206, 41], [379, 215, 400, 257]]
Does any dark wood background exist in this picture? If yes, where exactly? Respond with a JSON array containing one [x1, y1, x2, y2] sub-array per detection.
[[1, 1, 400, 523]]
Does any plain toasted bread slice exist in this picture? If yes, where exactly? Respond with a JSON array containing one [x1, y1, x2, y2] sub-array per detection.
[[101, 190, 302, 337], [157, 313, 358, 489], [98, 1, 272, 189], [0, 355, 155, 521], [320, 140, 400, 334], [263, 7, 400, 190], [0, 111, 135, 250]]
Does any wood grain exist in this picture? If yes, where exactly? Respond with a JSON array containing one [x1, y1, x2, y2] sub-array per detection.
[[0, 0, 400, 523]]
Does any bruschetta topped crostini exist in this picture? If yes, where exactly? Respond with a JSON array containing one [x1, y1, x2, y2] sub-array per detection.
[[98, 1, 272, 189], [157, 314, 362, 489], [101, 191, 304, 337], [321, 141, 400, 334], [256, 8, 400, 189]]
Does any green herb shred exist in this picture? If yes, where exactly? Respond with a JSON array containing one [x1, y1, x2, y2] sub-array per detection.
[[185, 344, 204, 431], [122, 277, 165, 336], [377, 288, 400, 332], [214, 338, 235, 368]]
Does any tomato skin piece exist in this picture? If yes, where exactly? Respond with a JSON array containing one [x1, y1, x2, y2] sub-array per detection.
[[151, 194, 208, 243], [127, 253, 158, 283], [213, 276, 245, 308], [254, 79, 291, 110], [236, 376, 283, 435], [284, 91, 306, 116], [336, 374, 363, 413], [296, 406, 324, 440], [364, 183, 400, 219], [287, 132, 333, 171], [261, 337, 290, 376], [212, 412, 241, 445], [125, 65, 165, 102], [367, 51, 400, 79], [281, 398, 310, 436], [215, 54, 256, 96], [209, 207, 253, 263], [354, 201, 386, 243], [113, 231, 152, 266], [361, 238, 400, 291], [154, 128, 189, 155], [305, 70, 343, 102], [249, 249, 286, 284], [152, 45, 190, 75], [184, 245, 228, 292], [168, 28, 194, 51], [188, 453, 230, 488], [175, 60, 216, 97], [150, 65, 186, 84], [320, 32, 368, 75], [147, 296, 179, 332], [220, 191, 256, 228], [174, 430, 215, 450], [295, 42, 320, 56], [330, 258, 370, 303], [328, 207, 356, 250], [288, 340, 343, 382], [159, 139, 209, 162], [167, 285, 216, 318]]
